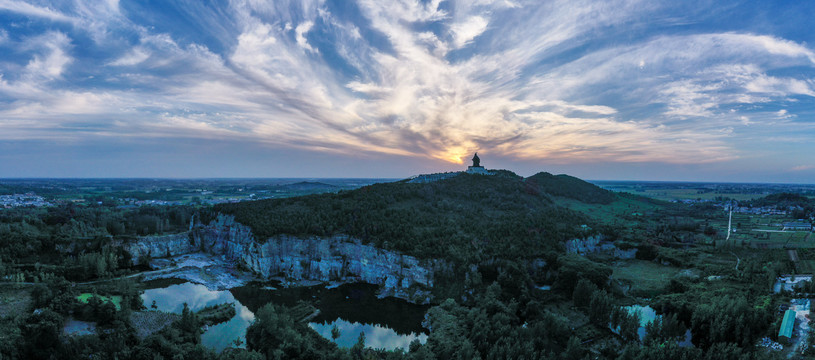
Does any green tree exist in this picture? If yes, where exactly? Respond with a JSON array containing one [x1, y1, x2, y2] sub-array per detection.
[[572, 278, 597, 309], [588, 289, 613, 326], [561, 336, 583, 360], [331, 324, 341, 340], [424, 300, 481, 360], [21, 309, 64, 359], [245, 304, 333, 359], [644, 313, 685, 345], [619, 309, 641, 343], [690, 296, 770, 349], [351, 331, 366, 360]]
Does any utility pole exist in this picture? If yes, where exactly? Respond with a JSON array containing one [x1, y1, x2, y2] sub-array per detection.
[[725, 200, 737, 246], [726, 203, 732, 243]]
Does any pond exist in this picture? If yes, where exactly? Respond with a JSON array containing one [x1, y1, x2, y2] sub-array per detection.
[[624, 304, 657, 341], [309, 320, 427, 350], [141, 281, 254, 351], [624, 304, 692, 347], [141, 281, 430, 353]]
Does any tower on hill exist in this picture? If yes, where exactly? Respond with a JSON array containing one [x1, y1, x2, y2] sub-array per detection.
[[467, 152, 490, 175], [408, 152, 493, 183]]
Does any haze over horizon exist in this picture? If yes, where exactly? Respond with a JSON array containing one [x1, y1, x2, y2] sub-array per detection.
[[1, 1, 814, 183]]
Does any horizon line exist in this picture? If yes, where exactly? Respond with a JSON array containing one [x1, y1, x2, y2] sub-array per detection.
[[0, 176, 814, 186]]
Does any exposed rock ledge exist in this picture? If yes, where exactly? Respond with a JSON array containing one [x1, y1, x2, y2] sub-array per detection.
[[125, 215, 440, 304]]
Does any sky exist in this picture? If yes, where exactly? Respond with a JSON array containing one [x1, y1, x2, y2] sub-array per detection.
[[0, 0, 814, 182]]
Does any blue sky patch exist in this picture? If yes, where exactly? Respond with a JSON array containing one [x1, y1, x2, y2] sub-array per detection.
[[0, 0, 814, 182]]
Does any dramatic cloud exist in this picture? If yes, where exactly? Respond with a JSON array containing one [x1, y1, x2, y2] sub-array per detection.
[[0, 0, 75, 23], [0, 0, 814, 180]]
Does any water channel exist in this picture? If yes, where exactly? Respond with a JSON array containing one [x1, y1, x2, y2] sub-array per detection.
[[141, 280, 429, 352]]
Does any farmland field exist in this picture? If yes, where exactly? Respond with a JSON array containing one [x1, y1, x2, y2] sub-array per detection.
[[611, 260, 681, 297]]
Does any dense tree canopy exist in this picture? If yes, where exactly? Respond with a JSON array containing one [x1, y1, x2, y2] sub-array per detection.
[[217, 172, 603, 262]]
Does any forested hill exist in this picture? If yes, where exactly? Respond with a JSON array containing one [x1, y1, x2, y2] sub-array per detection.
[[748, 192, 814, 209], [215, 171, 618, 263], [526, 172, 616, 204]]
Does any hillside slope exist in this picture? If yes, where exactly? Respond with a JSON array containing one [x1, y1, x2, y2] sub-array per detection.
[[526, 172, 616, 204], [215, 171, 632, 263]]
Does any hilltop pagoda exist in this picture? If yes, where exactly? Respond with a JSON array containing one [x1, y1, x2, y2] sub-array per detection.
[[466, 152, 489, 175]]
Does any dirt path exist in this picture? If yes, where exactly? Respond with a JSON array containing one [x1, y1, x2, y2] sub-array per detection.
[[789, 250, 800, 263], [730, 251, 741, 271], [0, 265, 182, 288], [75, 266, 181, 286]]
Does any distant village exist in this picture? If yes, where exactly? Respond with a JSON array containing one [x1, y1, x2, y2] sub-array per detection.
[[0, 193, 52, 208], [676, 198, 790, 213], [0, 184, 348, 209], [672, 199, 814, 228]]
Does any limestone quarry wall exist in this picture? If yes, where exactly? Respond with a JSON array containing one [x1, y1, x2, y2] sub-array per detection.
[[126, 233, 197, 261], [124, 214, 438, 301]]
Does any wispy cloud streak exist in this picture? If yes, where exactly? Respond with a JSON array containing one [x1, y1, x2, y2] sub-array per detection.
[[0, 0, 814, 172]]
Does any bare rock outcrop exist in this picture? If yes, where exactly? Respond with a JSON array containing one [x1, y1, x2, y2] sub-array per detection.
[[125, 215, 439, 303]]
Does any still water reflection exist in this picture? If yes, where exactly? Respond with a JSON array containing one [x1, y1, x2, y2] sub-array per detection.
[[141, 281, 429, 352], [624, 304, 692, 347], [310, 319, 428, 350], [624, 304, 656, 340], [141, 282, 253, 351]]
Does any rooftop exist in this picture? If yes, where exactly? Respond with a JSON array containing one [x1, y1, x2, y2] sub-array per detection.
[[779, 309, 795, 339]]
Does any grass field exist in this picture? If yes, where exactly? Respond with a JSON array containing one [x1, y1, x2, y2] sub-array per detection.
[[611, 260, 681, 297], [634, 189, 763, 202], [77, 293, 122, 310], [0, 287, 31, 320], [707, 211, 815, 248], [695, 251, 739, 271], [558, 195, 662, 225], [593, 182, 785, 202], [746, 231, 813, 248], [797, 260, 815, 273]]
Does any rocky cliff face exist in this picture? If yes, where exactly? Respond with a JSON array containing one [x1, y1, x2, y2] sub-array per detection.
[[126, 233, 198, 262], [564, 235, 637, 259], [125, 215, 438, 302]]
